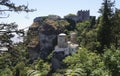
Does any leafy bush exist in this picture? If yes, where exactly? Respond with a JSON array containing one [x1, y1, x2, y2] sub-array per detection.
[[103, 49, 120, 76], [63, 47, 109, 76]]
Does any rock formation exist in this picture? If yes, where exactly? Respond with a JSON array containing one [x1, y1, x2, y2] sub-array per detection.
[[27, 15, 69, 60], [27, 15, 79, 74]]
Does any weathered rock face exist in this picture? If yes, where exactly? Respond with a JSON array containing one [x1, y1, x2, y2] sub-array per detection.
[[38, 23, 60, 59], [27, 15, 71, 75], [27, 15, 69, 60], [28, 26, 57, 60]]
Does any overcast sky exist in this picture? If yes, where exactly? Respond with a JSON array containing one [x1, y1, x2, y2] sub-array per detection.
[[0, 0, 120, 29]]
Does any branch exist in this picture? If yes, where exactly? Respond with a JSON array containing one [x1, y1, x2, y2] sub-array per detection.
[[0, 0, 36, 12]]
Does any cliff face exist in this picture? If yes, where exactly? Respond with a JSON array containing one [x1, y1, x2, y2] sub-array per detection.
[[27, 15, 69, 60], [39, 24, 58, 59]]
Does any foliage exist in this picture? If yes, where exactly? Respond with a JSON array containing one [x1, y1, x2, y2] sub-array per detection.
[[103, 48, 120, 76], [76, 20, 100, 51], [82, 30, 100, 51], [111, 9, 120, 49], [0, 23, 24, 50], [0, 42, 28, 76], [63, 47, 109, 76], [0, 0, 35, 50], [66, 13, 76, 16], [65, 19, 76, 31], [0, 0, 34, 16], [44, 18, 69, 31], [26, 58, 51, 76], [27, 70, 41, 76], [65, 68, 87, 76], [76, 20, 90, 44], [0, 68, 13, 76], [76, 21, 90, 35], [97, 0, 115, 50]]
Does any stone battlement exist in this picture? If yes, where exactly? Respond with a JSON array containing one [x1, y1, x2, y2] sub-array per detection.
[[65, 10, 90, 22]]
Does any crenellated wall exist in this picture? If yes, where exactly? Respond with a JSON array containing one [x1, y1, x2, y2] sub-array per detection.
[[65, 10, 90, 22]]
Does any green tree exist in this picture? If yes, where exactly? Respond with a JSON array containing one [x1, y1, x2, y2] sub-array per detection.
[[0, 0, 34, 75], [76, 21, 90, 45], [103, 48, 120, 76], [0, 0, 35, 50], [63, 47, 109, 76], [0, 68, 13, 76], [25, 58, 50, 76], [97, 0, 115, 50], [111, 9, 120, 49], [0, 0, 34, 14]]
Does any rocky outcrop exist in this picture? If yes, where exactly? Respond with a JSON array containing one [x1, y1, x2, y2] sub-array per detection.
[[27, 15, 69, 60], [27, 15, 72, 76]]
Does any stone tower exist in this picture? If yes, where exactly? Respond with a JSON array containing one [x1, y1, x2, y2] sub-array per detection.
[[58, 33, 67, 48], [77, 10, 90, 21], [70, 32, 77, 44]]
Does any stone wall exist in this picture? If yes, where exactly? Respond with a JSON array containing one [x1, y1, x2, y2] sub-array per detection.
[[64, 10, 90, 22]]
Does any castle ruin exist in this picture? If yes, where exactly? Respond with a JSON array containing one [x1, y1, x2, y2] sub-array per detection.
[[64, 10, 90, 22]]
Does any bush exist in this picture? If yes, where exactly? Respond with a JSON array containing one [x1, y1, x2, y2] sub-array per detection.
[[63, 47, 109, 76], [103, 49, 120, 76]]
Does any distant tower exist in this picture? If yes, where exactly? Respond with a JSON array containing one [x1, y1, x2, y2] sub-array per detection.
[[83, 10, 90, 20], [58, 33, 67, 48], [77, 10, 90, 21], [70, 32, 77, 44]]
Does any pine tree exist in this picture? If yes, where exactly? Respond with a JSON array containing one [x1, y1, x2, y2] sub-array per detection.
[[0, 0, 35, 51], [111, 9, 120, 49], [97, 0, 115, 51]]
